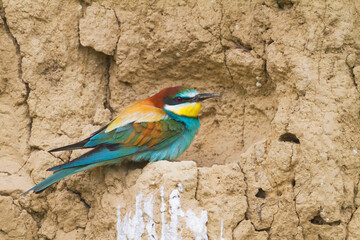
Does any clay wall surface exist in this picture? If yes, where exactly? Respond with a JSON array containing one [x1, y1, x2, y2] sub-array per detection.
[[1, 0, 360, 239]]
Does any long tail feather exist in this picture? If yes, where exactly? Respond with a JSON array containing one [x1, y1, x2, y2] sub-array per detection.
[[48, 139, 90, 152], [21, 145, 138, 196], [48, 124, 109, 152], [20, 159, 118, 196], [21, 166, 84, 196], [47, 145, 139, 172]]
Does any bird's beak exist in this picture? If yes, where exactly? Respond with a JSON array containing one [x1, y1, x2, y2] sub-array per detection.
[[193, 93, 221, 102]]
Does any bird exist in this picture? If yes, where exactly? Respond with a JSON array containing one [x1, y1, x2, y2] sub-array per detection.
[[22, 86, 220, 195]]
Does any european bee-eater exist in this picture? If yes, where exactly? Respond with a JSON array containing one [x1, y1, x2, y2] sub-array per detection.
[[22, 86, 219, 195]]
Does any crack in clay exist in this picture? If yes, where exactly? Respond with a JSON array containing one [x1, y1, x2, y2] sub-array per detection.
[[263, 58, 271, 85], [262, 28, 275, 89], [79, 0, 90, 16], [316, 0, 328, 96], [266, 200, 280, 240], [348, 65, 359, 93], [223, 36, 252, 52], [292, 145, 305, 239], [215, 0, 249, 151], [0, 5, 32, 169], [18, 200, 44, 229], [222, 50, 234, 85], [216, 1, 248, 151], [68, 189, 91, 210], [241, 97, 246, 149], [191, 0, 235, 88], [218, 2, 235, 88], [237, 163, 250, 221], [194, 168, 200, 200], [78, 0, 89, 46], [0, 171, 11, 176], [104, 56, 115, 118], [48, 151, 67, 163], [345, 175, 360, 239], [113, 9, 121, 55]]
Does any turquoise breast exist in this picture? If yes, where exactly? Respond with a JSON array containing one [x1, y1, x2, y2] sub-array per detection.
[[134, 111, 200, 162]]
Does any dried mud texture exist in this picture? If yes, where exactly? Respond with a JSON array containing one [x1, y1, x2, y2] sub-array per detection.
[[1, 0, 360, 239]]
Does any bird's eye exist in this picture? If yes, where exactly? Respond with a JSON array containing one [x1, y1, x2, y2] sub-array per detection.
[[175, 96, 183, 103]]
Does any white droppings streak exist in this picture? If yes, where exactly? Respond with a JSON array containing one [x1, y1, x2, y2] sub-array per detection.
[[185, 210, 208, 240], [117, 205, 126, 240], [160, 186, 168, 240], [169, 189, 184, 238], [320, 208, 329, 222], [178, 183, 183, 192], [117, 185, 213, 240], [117, 193, 145, 240], [144, 195, 158, 240], [220, 220, 225, 240], [161, 186, 184, 240]]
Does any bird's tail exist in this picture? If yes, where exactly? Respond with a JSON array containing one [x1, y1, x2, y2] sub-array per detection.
[[20, 164, 99, 196], [21, 144, 140, 196]]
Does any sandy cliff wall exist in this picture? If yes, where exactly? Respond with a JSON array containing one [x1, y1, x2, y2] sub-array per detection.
[[1, 0, 360, 239]]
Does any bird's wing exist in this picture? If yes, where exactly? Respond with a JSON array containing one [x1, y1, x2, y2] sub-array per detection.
[[49, 103, 169, 152], [105, 103, 169, 132], [47, 119, 185, 171], [47, 102, 186, 172], [97, 120, 185, 148]]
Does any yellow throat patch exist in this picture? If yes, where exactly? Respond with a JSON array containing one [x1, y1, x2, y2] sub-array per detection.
[[165, 102, 201, 118]]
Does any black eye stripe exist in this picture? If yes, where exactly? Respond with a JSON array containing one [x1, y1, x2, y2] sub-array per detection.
[[164, 97, 193, 105]]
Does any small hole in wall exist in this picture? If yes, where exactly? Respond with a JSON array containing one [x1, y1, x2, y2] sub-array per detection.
[[255, 188, 266, 199], [279, 133, 300, 144], [276, 0, 294, 10], [310, 215, 341, 226], [310, 216, 325, 225], [292, 179, 296, 187]]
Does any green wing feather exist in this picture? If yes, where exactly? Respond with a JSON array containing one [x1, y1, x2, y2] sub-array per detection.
[[86, 119, 184, 149], [47, 119, 185, 171]]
